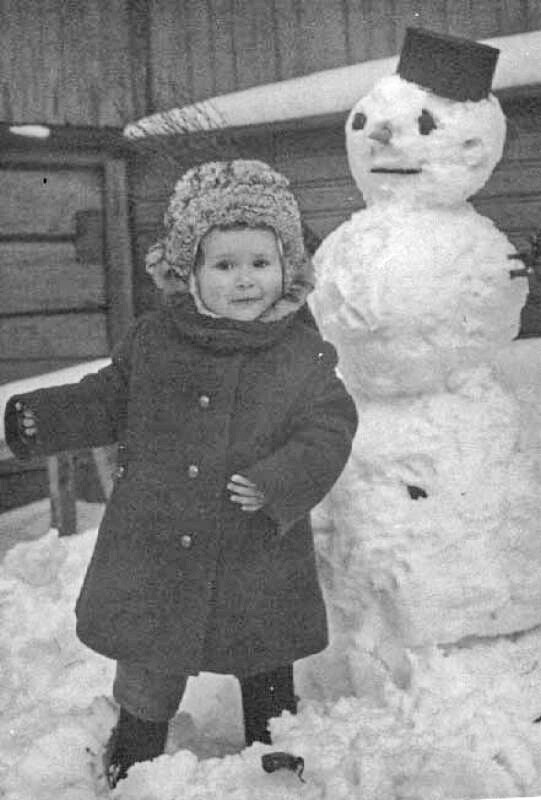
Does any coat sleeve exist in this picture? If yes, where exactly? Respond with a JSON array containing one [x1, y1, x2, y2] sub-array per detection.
[[243, 341, 358, 533], [4, 323, 137, 460]]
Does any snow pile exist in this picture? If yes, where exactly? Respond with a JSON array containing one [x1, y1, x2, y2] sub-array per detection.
[[0, 528, 116, 799], [280, 641, 541, 800], [306, 57, 541, 799]]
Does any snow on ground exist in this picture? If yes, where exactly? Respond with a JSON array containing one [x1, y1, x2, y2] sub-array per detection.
[[0, 512, 250, 799], [4, 508, 541, 799]]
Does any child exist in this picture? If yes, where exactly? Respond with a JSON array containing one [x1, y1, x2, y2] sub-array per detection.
[[5, 159, 357, 787]]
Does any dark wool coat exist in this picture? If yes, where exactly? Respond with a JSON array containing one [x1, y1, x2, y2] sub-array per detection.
[[5, 295, 357, 677]]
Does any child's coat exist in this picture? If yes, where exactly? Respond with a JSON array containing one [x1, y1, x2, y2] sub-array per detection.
[[6, 294, 357, 677]]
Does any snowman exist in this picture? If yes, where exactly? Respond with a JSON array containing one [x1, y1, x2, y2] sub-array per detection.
[[301, 27, 541, 735], [265, 28, 541, 797]]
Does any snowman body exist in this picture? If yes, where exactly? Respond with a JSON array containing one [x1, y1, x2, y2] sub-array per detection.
[[270, 68, 541, 798], [308, 74, 540, 692]]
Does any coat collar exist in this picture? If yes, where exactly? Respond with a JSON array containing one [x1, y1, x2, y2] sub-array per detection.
[[164, 293, 297, 353]]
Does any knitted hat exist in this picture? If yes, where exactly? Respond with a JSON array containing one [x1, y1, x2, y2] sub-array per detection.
[[145, 159, 313, 305]]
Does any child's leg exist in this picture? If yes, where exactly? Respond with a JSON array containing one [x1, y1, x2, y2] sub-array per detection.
[[239, 663, 297, 745], [112, 660, 188, 722], [104, 661, 188, 787]]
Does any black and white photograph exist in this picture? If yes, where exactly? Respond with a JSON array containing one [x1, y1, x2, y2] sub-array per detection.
[[1, 2, 541, 797]]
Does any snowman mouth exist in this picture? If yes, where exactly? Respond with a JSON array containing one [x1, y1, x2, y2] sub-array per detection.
[[370, 167, 422, 174]]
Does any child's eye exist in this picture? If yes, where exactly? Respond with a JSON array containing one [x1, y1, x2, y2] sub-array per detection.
[[253, 258, 270, 269], [214, 260, 234, 270]]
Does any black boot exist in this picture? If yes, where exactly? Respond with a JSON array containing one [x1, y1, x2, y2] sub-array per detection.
[[103, 707, 169, 788], [240, 664, 297, 746]]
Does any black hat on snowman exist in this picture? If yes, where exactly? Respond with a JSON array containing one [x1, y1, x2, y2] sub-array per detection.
[[397, 27, 499, 102]]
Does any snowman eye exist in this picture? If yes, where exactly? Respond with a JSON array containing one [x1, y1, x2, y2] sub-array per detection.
[[418, 109, 437, 135], [351, 112, 367, 131]]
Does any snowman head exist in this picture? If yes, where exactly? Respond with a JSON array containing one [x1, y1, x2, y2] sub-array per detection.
[[346, 29, 505, 208]]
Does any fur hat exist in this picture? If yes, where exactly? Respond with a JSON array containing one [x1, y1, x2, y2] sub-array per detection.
[[145, 159, 313, 305]]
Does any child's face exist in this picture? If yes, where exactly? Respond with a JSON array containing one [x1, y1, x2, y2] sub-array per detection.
[[196, 227, 283, 321]]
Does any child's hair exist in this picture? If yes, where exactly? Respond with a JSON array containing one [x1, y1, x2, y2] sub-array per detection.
[[145, 160, 312, 300]]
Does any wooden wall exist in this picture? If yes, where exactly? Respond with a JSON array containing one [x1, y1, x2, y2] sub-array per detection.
[[148, 0, 541, 110], [1, 0, 541, 128]]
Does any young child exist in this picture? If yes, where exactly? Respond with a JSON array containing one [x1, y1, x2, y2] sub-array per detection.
[[5, 159, 357, 787]]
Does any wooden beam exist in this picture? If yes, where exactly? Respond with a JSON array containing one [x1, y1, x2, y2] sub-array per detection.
[[92, 445, 115, 500], [47, 454, 77, 536], [104, 158, 134, 345]]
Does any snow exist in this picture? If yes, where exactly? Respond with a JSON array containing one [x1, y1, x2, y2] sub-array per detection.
[[3, 516, 541, 798], [123, 30, 541, 139], [0, 521, 247, 799], [304, 59, 541, 800]]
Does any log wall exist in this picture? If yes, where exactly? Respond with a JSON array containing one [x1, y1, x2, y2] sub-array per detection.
[[1, 0, 540, 127]]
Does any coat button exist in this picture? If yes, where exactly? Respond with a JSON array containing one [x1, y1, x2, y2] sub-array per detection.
[[115, 466, 125, 479], [198, 394, 210, 409], [180, 534, 193, 548], [188, 464, 199, 478]]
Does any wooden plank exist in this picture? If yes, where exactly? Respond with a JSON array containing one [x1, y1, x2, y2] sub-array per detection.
[[473, 195, 541, 232], [92, 446, 115, 500], [0, 151, 110, 169], [48, 453, 77, 536], [403, 0, 448, 36], [294, 179, 364, 214], [103, 159, 134, 345], [186, 0, 215, 101], [231, 0, 279, 89], [211, 0, 237, 95], [149, 0, 193, 110], [0, 0, 16, 120], [275, 124, 347, 159], [0, 241, 106, 313], [0, 0, 63, 124], [59, 1, 101, 126], [128, 0, 152, 119], [273, 0, 303, 79], [467, 0, 502, 39], [480, 161, 541, 199], [0, 0, 134, 127], [57, 0, 134, 127], [0, 167, 103, 236], [527, 0, 541, 28], [504, 130, 541, 161], [0, 459, 49, 512], [497, 0, 528, 34], [345, 0, 399, 62], [0, 312, 109, 360], [0, 358, 95, 385], [303, 209, 356, 239], [298, 0, 348, 73], [276, 151, 351, 183], [97, 0, 134, 126], [343, 0, 372, 64], [133, 200, 166, 232], [442, 0, 479, 38]]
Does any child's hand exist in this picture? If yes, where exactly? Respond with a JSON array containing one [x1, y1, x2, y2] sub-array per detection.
[[227, 474, 265, 512], [15, 402, 37, 438]]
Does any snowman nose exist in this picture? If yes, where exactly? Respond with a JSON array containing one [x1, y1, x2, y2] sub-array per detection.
[[369, 123, 393, 145]]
